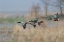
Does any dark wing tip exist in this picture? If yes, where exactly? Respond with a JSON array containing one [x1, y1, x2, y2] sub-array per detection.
[[17, 22, 21, 23]]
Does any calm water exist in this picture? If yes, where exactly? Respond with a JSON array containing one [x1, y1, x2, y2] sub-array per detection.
[[0, 20, 61, 28]]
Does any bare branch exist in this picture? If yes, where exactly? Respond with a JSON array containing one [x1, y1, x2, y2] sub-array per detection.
[[30, 3, 41, 18], [40, 0, 50, 16]]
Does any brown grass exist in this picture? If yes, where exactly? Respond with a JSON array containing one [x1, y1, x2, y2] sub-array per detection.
[[10, 22, 64, 42], [0, 20, 64, 42]]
